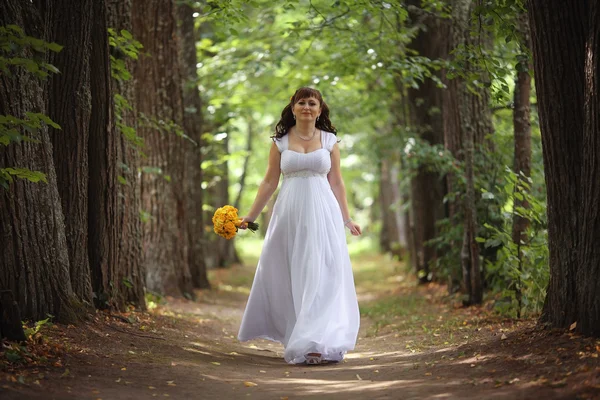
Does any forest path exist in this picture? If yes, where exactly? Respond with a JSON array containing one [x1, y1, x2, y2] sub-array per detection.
[[2, 246, 599, 399]]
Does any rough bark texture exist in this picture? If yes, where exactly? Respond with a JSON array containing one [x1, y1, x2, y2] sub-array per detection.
[[47, 0, 94, 305], [443, 0, 493, 304], [511, 12, 532, 316], [177, 3, 210, 289], [87, 0, 121, 309], [106, 0, 146, 309], [529, 0, 600, 335], [406, 5, 448, 282], [132, 0, 194, 297], [0, 0, 79, 322]]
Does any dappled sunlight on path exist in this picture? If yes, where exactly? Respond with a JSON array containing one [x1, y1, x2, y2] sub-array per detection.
[[2, 242, 596, 400], [152, 243, 589, 399]]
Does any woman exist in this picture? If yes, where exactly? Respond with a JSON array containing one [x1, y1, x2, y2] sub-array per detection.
[[237, 87, 361, 365]]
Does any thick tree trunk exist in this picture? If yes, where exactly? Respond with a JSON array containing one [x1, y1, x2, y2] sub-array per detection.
[[443, 0, 493, 304], [529, 0, 600, 335], [406, 0, 448, 283], [178, 3, 210, 289], [0, 0, 79, 323], [47, 0, 94, 305], [87, 0, 121, 309], [107, 0, 146, 309], [511, 12, 532, 317], [132, 0, 194, 297]]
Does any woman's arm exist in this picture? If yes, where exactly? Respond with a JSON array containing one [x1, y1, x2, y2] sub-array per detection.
[[328, 143, 362, 236], [239, 142, 281, 227]]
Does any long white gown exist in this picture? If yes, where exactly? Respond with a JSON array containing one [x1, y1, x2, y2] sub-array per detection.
[[237, 131, 360, 364]]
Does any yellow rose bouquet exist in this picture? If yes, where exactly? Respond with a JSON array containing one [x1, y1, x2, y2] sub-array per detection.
[[212, 205, 259, 240]]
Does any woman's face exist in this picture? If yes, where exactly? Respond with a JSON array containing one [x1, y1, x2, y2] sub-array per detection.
[[293, 97, 321, 122]]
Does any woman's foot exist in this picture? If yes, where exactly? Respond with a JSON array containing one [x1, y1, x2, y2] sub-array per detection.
[[305, 352, 322, 365]]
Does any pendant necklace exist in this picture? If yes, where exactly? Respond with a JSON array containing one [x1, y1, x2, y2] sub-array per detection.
[[295, 126, 317, 141]]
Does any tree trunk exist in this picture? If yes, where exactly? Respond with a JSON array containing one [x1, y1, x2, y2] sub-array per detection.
[[529, 0, 600, 335], [0, 0, 80, 323], [132, 0, 194, 297], [178, 3, 210, 289], [106, 0, 146, 309], [379, 158, 403, 259], [47, 0, 94, 305], [213, 132, 241, 267], [87, 0, 121, 309], [443, 0, 492, 304], [511, 12, 532, 317], [234, 119, 253, 210], [406, 0, 448, 283]]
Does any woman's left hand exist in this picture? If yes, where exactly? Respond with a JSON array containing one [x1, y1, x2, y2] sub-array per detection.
[[346, 221, 362, 236]]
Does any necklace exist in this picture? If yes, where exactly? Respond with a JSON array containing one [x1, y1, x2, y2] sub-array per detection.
[[294, 126, 317, 141]]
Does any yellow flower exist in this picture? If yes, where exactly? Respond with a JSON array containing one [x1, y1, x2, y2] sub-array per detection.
[[212, 205, 242, 240]]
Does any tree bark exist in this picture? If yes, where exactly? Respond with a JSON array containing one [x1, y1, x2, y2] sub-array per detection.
[[178, 3, 210, 289], [379, 158, 403, 259], [406, 0, 448, 283], [211, 132, 241, 268], [443, 0, 493, 304], [511, 12, 532, 317], [46, 0, 94, 305], [132, 0, 194, 297], [234, 119, 253, 210], [107, 0, 146, 309], [0, 0, 80, 323], [87, 0, 121, 309], [529, 0, 600, 335]]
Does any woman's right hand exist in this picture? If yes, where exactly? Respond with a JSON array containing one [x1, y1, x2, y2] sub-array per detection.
[[238, 216, 252, 230]]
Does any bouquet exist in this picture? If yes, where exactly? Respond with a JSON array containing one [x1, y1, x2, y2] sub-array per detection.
[[212, 205, 259, 240]]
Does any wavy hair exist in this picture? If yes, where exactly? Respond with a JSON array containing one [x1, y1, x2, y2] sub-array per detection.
[[272, 87, 337, 140]]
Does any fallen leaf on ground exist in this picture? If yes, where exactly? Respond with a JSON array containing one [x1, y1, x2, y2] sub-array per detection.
[[550, 379, 567, 388], [501, 334, 507, 340], [569, 322, 577, 331], [148, 386, 156, 390], [211, 362, 221, 366], [244, 381, 258, 387]]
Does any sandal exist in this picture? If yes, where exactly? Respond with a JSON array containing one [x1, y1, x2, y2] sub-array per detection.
[[305, 352, 322, 365]]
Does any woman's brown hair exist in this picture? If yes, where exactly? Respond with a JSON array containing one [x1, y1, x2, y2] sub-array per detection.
[[272, 87, 337, 140]]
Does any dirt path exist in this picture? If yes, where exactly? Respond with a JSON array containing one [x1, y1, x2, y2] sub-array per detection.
[[2, 252, 600, 399]]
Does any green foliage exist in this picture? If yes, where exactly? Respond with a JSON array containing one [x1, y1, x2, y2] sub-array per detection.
[[107, 28, 143, 82], [0, 168, 47, 189], [138, 112, 195, 145], [447, 0, 531, 104], [0, 26, 62, 189], [107, 29, 146, 156], [402, 136, 460, 177], [0, 25, 63, 78], [479, 168, 548, 317], [22, 316, 52, 339]]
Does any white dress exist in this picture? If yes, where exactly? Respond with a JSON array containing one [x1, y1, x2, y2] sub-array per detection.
[[238, 131, 360, 364]]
